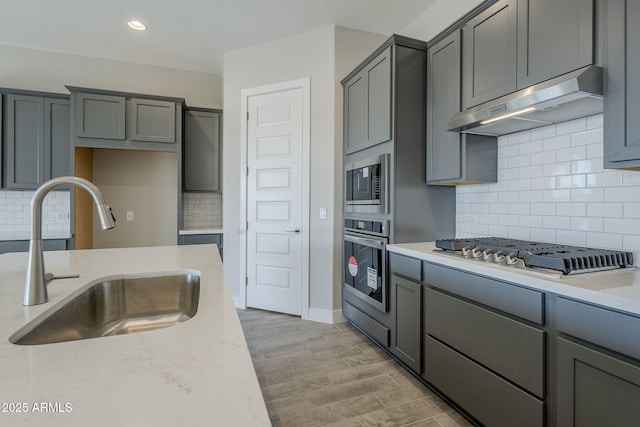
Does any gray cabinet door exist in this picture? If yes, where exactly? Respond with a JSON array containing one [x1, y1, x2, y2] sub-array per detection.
[[390, 274, 422, 373], [344, 47, 392, 154], [184, 109, 221, 192], [427, 31, 462, 183], [4, 94, 45, 189], [130, 98, 176, 143], [344, 72, 366, 154], [556, 337, 640, 426], [45, 98, 71, 180], [463, 0, 517, 108], [3, 95, 71, 189], [516, 0, 593, 89], [75, 93, 125, 140], [365, 47, 392, 147], [604, 0, 640, 168]]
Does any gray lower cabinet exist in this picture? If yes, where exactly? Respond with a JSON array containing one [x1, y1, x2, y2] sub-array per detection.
[[389, 274, 422, 372], [343, 45, 392, 154], [603, 0, 640, 169], [422, 268, 545, 427], [0, 239, 67, 254], [178, 233, 223, 258], [556, 337, 640, 427], [426, 30, 497, 185], [184, 109, 221, 192], [2, 93, 70, 189]]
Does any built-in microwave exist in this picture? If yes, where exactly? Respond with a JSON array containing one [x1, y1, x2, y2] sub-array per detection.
[[345, 154, 389, 214]]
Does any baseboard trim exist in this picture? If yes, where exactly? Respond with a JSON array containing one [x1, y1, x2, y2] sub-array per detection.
[[233, 295, 245, 309], [308, 307, 346, 324]]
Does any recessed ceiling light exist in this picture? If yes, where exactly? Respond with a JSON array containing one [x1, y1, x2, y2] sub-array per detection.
[[127, 20, 147, 31]]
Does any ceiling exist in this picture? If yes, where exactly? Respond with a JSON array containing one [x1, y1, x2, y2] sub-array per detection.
[[0, 0, 435, 75]]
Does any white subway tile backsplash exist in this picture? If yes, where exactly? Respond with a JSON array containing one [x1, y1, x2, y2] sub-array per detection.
[[556, 146, 587, 162], [571, 128, 603, 146], [556, 118, 586, 135], [571, 188, 603, 203], [557, 203, 586, 217], [183, 192, 222, 228], [455, 114, 640, 260]]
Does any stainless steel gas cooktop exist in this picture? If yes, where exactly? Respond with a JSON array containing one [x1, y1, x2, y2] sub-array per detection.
[[435, 237, 634, 275]]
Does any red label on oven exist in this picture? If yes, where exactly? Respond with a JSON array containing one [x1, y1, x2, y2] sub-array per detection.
[[348, 256, 358, 276]]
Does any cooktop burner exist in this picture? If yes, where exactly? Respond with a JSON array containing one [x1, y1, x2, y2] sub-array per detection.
[[435, 237, 634, 275]]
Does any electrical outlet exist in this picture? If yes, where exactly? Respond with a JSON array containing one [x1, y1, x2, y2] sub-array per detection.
[[56, 212, 70, 220], [126, 211, 134, 221], [191, 210, 202, 217]]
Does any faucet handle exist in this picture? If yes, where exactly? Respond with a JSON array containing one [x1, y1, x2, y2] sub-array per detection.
[[44, 273, 80, 284]]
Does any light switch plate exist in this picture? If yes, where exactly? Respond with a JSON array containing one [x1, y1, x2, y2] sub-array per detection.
[[319, 207, 327, 220], [126, 211, 134, 221]]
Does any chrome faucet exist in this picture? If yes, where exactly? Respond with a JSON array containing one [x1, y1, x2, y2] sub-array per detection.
[[23, 176, 117, 306]]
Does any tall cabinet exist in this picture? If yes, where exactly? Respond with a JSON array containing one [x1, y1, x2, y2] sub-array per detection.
[[341, 35, 455, 353]]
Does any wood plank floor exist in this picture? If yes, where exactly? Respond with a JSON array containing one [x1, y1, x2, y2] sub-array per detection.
[[237, 308, 473, 427]]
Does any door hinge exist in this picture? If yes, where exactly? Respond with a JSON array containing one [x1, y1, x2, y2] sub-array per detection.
[[246, 166, 249, 176], [246, 221, 249, 230], [245, 276, 248, 286], [246, 111, 249, 121]]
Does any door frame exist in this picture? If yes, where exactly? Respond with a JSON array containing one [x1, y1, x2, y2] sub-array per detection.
[[239, 78, 311, 319]]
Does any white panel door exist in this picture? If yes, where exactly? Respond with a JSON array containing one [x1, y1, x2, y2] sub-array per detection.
[[246, 87, 303, 315]]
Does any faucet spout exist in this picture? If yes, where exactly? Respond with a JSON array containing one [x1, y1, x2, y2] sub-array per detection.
[[24, 176, 116, 306]]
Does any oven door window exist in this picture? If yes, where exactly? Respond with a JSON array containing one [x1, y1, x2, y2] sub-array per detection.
[[344, 237, 384, 307]]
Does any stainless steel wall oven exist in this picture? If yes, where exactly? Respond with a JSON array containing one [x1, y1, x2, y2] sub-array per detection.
[[343, 217, 389, 312], [345, 154, 389, 214]]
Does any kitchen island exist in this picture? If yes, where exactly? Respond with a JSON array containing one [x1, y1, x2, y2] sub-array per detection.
[[0, 245, 270, 426]]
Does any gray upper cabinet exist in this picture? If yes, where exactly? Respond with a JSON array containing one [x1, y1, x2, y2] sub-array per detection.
[[603, 0, 640, 169], [463, 0, 594, 109], [516, 0, 594, 89], [45, 98, 71, 180], [427, 30, 497, 185], [343, 46, 392, 154], [184, 109, 221, 192], [130, 98, 176, 143], [68, 87, 183, 152], [463, 0, 517, 109], [2, 93, 70, 190], [75, 92, 125, 140]]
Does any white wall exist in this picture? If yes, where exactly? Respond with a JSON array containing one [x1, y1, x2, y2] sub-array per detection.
[[0, 44, 222, 108], [91, 149, 178, 248], [456, 114, 640, 261], [401, 0, 484, 41], [222, 26, 386, 319]]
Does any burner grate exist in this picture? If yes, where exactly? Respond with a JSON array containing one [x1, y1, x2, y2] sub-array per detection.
[[435, 237, 634, 274]]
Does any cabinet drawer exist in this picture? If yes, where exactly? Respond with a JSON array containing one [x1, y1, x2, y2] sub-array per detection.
[[343, 301, 389, 347], [389, 253, 422, 282], [556, 297, 640, 360], [425, 287, 544, 397], [424, 262, 544, 324], [424, 335, 544, 427]]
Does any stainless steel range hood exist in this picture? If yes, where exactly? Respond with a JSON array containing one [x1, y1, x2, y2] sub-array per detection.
[[448, 65, 603, 136]]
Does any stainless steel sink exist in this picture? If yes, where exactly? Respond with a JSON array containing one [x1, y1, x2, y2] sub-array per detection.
[[10, 272, 200, 345]]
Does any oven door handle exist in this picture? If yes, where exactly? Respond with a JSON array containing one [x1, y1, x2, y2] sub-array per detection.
[[344, 232, 387, 249]]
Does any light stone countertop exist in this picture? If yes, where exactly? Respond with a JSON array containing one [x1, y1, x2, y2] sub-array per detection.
[[0, 245, 270, 426], [388, 242, 640, 317]]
